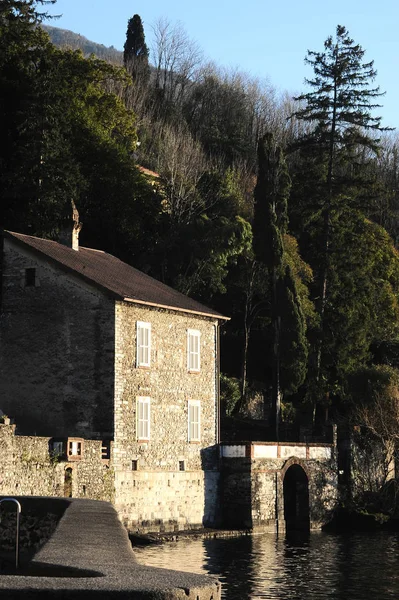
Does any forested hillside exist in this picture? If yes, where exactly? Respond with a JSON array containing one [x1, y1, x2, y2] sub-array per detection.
[[3, 0, 399, 441], [43, 24, 123, 63]]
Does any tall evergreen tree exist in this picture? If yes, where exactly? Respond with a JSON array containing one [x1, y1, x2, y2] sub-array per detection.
[[253, 133, 308, 438], [123, 14, 149, 83], [291, 25, 390, 416]]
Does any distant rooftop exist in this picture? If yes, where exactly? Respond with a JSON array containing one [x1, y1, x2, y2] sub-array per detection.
[[4, 231, 227, 320]]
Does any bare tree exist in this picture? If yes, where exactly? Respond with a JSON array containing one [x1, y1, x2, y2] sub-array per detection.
[[151, 17, 203, 114], [156, 122, 207, 223]]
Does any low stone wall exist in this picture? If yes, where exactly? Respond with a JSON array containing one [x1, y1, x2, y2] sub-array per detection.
[[0, 425, 113, 503], [115, 469, 220, 533]]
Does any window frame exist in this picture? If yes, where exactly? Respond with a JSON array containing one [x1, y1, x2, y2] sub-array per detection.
[[137, 396, 151, 441], [136, 321, 151, 368], [188, 399, 201, 442], [187, 329, 201, 372]]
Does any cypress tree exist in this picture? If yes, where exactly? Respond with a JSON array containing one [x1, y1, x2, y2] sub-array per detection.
[[253, 133, 307, 438], [123, 14, 150, 83]]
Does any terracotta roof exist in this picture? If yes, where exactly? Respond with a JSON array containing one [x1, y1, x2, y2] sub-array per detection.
[[138, 166, 160, 179], [4, 231, 228, 320]]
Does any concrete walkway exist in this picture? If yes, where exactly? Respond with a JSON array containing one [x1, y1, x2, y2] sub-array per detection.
[[0, 498, 221, 599]]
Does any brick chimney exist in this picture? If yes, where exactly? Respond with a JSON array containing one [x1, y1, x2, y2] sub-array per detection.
[[59, 200, 83, 251]]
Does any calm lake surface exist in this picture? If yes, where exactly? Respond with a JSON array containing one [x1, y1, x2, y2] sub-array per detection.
[[133, 531, 399, 599]]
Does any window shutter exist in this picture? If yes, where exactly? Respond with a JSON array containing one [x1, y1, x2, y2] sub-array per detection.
[[187, 330, 200, 371], [137, 397, 150, 440], [188, 400, 200, 442], [137, 322, 151, 367]]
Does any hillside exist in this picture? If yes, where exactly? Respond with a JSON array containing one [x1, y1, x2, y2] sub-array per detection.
[[43, 25, 123, 64]]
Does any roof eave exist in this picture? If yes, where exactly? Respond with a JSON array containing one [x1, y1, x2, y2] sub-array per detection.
[[122, 297, 230, 321]]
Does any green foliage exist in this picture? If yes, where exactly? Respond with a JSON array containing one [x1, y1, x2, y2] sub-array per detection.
[[348, 364, 399, 407], [0, 3, 162, 264], [323, 209, 399, 393], [279, 266, 308, 395], [220, 374, 241, 416], [166, 214, 252, 299], [252, 133, 309, 402], [289, 26, 394, 414], [253, 133, 289, 268], [283, 234, 317, 329], [183, 73, 255, 165]]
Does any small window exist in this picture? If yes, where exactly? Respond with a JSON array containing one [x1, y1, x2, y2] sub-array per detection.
[[132, 459, 138, 471], [25, 268, 36, 287], [67, 439, 83, 460], [188, 400, 201, 442], [50, 440, 65, 460], [101, 440, 111, 460], [179, 460, 185, 471], [187, 329, 200, 372], [137, 397, 150, 440], [136, 322, 151, 367]]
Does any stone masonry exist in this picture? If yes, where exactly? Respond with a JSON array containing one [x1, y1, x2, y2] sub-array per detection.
[[0, 424, 113, 502], [0, 232, 223, 533], [0, 240, 115, 439], [113, 302, 220, 532], [221, 442, 338, 531]]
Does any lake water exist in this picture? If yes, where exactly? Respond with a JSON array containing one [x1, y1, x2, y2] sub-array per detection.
[[133, 531, 399, 599]]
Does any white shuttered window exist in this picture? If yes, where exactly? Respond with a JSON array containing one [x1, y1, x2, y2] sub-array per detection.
[[136, 321, 151, 367], [137, 397, 150, 440], [188, 400, 201, 442], [187, 329, 200, 372]]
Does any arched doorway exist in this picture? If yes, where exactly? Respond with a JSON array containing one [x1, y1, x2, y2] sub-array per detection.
[[64, 467, 73, 498], [283, 464, 310, 532]]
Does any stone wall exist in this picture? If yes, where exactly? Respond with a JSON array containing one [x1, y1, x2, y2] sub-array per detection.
[[0, 425, 113, 503], [115, 470, 220, 533], [221, 442, 338, 531], [0, 238, 223, 533], [113, 301, 220, 531], [0, 238, 115, 438]]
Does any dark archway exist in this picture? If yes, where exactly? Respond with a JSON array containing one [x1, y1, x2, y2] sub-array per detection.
[[64, 467, 73, 498], [283, 464, 310, 532]]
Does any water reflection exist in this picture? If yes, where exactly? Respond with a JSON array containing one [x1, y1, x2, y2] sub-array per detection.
[[133, 531, 399, 599]]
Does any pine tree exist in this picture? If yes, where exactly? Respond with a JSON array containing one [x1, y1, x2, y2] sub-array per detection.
[[291, 25, 391, 416], [123, 14, 150, 83]]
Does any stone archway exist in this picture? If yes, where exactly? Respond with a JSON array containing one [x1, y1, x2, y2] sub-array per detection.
[[283, 463, 310, 532], [64, 467, 73, 498]]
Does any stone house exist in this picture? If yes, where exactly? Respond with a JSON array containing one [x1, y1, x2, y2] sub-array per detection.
[[0, 225, 227, 532]]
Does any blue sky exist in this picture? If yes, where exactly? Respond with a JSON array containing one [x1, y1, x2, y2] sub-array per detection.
[[45, 0, 399, 129]]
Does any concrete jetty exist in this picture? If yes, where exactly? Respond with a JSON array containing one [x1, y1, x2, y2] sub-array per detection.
[[0, 498, 221, 599]]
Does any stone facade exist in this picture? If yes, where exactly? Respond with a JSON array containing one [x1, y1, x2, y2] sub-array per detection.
[[0, 233, 222, 532], [221, 442, 338, 531], [113, 302, 220, 531], [0, 239, 115, 438]]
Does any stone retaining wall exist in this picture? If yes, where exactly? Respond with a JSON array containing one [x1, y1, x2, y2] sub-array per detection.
[[115, 469, 220, 533]]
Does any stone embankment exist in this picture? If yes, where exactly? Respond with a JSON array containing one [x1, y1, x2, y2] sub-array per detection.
[[0, 497, 221, 599]]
